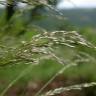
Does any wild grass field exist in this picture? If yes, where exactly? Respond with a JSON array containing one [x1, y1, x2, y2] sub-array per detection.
[[0, 4, 96, 96]]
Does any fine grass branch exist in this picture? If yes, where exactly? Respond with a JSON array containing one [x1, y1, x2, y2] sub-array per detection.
[[41, 82, 96, 96], [0, 31, 96, 67]]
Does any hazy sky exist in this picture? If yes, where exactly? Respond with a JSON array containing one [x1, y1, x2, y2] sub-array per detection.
[[0, 0, 96, 9], [57, 0, 96, 9]]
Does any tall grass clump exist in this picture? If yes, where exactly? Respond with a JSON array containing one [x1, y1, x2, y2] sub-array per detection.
[[0, 0, 96, 96]]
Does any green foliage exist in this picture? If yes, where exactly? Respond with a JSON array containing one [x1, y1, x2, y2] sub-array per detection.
[[0, 1, 96, 96]]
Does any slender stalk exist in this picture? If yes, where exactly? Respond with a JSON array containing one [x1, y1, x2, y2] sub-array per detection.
[[0, 64, 34, 96], [35, 63, 77, 96]]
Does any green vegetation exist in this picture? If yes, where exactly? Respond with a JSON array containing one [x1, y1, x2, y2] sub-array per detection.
[[0, 1, 96, 96]]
